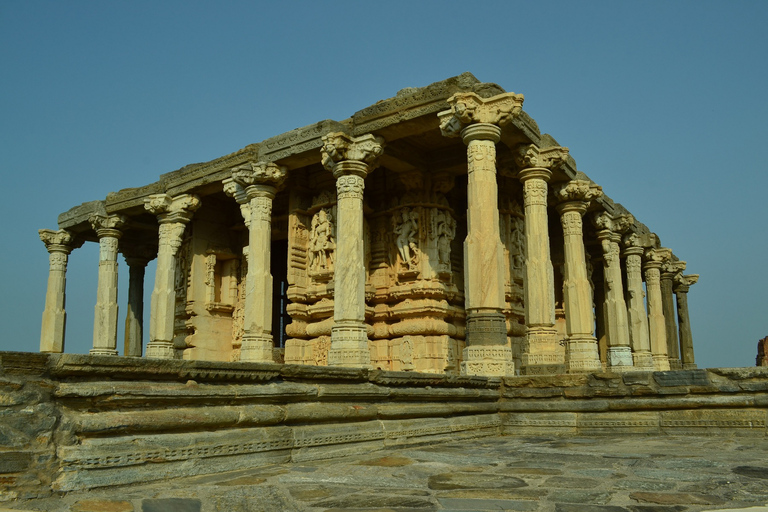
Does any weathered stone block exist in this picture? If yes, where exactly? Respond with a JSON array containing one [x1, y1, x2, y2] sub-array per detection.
[[0, 452, 32, 473]]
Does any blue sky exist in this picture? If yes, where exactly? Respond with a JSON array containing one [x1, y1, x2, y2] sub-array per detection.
[[1, 1, 766, 368]]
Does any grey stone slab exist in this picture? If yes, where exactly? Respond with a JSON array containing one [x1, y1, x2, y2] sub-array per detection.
[[543, 476, 600, 488], [437, 497, 539, 511], [428, 472, 527, 490], [311, 493, 435, 509], [0, 451, 33, 473], [142, 499, 201, 512], [653, 370, 710, 387], [628, 507, 687, 512], [613, 480, 677, 491], [733, 465, 768, 479], [556, 506, 629, 512], [549, 490, 613, 504]]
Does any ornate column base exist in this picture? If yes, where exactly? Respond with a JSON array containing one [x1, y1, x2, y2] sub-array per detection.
[[607, 346, 634, 371], [328, 322, 372, 368], [461, 346, 515, 377], [465, 312, 507, 346], [668, 358, 683, 370], [632, 352, 655, 371], [240, 334, 275, 363], [565, 336, 601, 373], [89, 348, 118, 356], [520, 327, 565, 375], [652, 354, 671, 371], [145, 341, 175, 359]]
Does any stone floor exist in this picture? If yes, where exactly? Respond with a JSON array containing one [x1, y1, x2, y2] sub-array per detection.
[[6, 434, 768, 512]]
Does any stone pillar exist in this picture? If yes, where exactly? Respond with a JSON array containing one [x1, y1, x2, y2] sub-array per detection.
[[122, 248, 154, 357], [622, 234, 654, 371], [39, 229, 82, 353], [553, 180, 603, 373], [223, 162, 287, 362], [321, 132, 384, 368], [674, 273, 699, 370], [438, 91, 524, 376], [514, 144, 570, 374], [645, 248, 671, 371], [593, 213, 634, 371], [144, 194, 200, 359], [661, 259, 685, 370], [89, 214, 126, 356]]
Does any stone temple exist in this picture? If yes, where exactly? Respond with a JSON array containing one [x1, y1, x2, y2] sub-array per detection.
[[9, 74, 768, 501], [39, 72, 698, 377]]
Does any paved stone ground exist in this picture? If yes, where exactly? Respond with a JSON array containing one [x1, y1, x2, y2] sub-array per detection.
[[6, 434, 768, 512]]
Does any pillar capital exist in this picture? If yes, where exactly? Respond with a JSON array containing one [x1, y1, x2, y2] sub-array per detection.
[[321, 132, 384, 178], [144, 194, 201, 224], [554, 180, 603, 215], [88, 214, 126, 239], [122, 245, 156, 268], [645, 247, 672, 268], [39, 229, 83, 254], [438, 91, 524, 138], [674, 273, 699, 294], [224, 161, 287, 209], [662, 258, 686, 279], [622, 232, 648, 258], [516, 144, 570, 173], [593, 212, 634, 239]]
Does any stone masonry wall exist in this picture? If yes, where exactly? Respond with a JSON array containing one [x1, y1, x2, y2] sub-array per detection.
[[0, 352, 767, 499]]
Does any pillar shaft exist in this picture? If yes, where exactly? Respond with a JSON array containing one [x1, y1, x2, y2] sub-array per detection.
[[557, 203, 601, 372], [243, 188, 277, 361], [623, 248, 653, 370], [89, 215, 125, 356], [675, 274, 698, 369], [124, 257, 149, 357], [224, 162, 287, 363], [321, 133, 383, 368], [39, 230, 80, 353], [661, 272, 681, 369], [644, 258, 669, 371], [144, 194, 200, 359], [593, 213, 634, 371]]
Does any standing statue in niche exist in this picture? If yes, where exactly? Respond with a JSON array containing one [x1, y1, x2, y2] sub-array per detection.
[[309, 208, 335, 272], [433, 209, 456, 267], [393, 207, 419, 268], [509, 216, 525, 274]]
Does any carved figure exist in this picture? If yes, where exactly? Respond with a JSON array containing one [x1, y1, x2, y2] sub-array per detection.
[[393, 207, 419, 267], [509, 216, 525, 271], [309, 209, 335, 271], [433, 209, 456, 266]]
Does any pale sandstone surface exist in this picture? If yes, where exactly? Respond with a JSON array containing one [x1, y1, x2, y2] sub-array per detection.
[[39, 73, 698, 379]]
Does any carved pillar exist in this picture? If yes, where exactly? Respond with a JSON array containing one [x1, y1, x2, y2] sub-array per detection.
[[39, 229, 82, 353], [122, 248, 154, 357], [144, 194, 200, 359], [438, 91, 523, 376], [89, 214, 126, 356], [516, 145, 569, 374], [593, 213, 634, 371], [622, 234, 654, 371], [661, 259, 685, 370], [223, 162, 287, 362], [321, 132, 384, 368], [674, 273, 699, 370], [553, 180, 602, 373], [645, 248, 671, 371]]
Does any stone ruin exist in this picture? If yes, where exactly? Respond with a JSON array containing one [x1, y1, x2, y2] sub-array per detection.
[[39, 72, 700, 376], [7, 74, 767, 500]]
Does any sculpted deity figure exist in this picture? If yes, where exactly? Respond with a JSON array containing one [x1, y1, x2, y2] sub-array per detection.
[[433, 209, 456, 266], [309, 208, 335, 272], [393, 207, 419, 267], [509, 216, 525, 273]]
